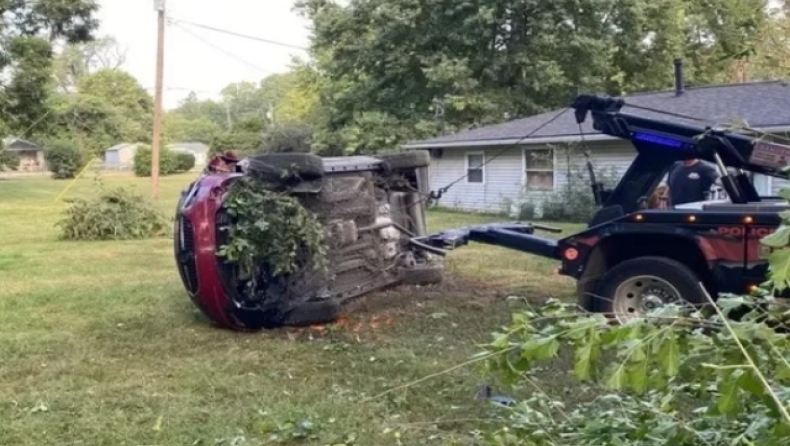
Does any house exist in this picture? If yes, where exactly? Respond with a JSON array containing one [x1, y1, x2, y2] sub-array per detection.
[[404, 75, 790, 215], [104, 143, 143, 170], [168, 142, 209, 167], [3, 137, 47, 172]]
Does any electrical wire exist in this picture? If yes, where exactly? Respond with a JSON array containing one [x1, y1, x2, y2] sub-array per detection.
[[170, 21, 273, 75], [167, 17, 309, 52]]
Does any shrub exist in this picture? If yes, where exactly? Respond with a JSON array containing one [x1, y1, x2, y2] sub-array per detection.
[[539, 145, 619, 222], [133, 144, 177, 177], [261, 122, 313, 153], [0, 149, 19, 171], [57, 184, 168, 241], [173, 151, 196, 172], [45, 139, 85, 179], [539, 164, 619, 222]]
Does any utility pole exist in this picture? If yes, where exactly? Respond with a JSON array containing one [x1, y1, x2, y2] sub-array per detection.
[[151, 0, 166, 199]]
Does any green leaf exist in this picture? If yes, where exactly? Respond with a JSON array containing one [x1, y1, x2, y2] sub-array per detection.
[[761, 226, 790, 248], [606, 363, 628, 391], [716, 373, 741, 417], [657, 330, 681, 376], [736, 368, 765, 398], [522, 336, 560, 361], [628, 359, 649, 394]]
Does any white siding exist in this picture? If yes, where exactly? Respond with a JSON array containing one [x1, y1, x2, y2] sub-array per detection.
[[427, 140, 636, 213]]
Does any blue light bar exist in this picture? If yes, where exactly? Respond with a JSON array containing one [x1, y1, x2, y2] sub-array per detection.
[[632, 131, 686, 149]]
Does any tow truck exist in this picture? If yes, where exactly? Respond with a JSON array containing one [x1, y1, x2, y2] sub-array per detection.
[[425, 94, 790, 322]]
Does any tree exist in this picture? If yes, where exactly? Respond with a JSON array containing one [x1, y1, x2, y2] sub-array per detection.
[[44, 69, 153, 157], [52, 35, 127, 93], [163, 112, 221, 145], [0, 0, 99, 136], [295, 0, 770, 154]]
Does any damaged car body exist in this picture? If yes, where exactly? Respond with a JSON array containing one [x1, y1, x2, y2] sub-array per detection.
[[174, 151, 446, 330]]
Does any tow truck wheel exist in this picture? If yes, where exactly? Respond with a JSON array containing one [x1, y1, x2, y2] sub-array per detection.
[[594, 256, 708, 323]]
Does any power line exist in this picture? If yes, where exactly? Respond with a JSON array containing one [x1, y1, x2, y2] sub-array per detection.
[[171, 22, 273, 75], [167, 17, 309, 52]]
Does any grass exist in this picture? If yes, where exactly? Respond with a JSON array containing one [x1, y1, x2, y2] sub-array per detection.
[[0, 171, 583, 445]]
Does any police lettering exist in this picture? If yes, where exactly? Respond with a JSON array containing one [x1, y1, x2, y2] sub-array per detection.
[[717, 226, 775, 237]]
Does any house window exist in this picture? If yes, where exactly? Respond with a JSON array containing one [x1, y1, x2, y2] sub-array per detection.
[[466, 152, 484, 183], [524, 148, 554, 191]]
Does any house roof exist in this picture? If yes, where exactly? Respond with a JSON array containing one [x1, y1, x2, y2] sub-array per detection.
[[403, 80, 790, 149], [3, 137, 41, 151], [168, 142, 209, 154]]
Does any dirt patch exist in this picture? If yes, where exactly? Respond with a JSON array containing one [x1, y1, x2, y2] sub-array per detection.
[[342, 272, 556, 323]]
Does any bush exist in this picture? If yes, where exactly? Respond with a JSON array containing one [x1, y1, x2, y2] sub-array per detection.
[[45, 140, 85, 179], [173, 151, 196, 172], [133, 144, 177, 177], [57, 184, 168, 241], [540, 146, 619, 222], [261, 122, 313, 153], [539, 164, 619, 222], [0, 149, 20, 171]]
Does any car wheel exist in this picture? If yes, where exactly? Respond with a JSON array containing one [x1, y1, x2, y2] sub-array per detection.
[[246, 153, 325, 182], [376, 150, 431, 170], [401, 263, 444, 286], [593, 256, 709, 324]]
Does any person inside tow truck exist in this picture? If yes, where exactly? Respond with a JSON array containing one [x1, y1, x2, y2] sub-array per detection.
[[661, 158, 722, 207]]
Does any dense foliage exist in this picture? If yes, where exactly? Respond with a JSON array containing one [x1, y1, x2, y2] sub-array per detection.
[[45, 139, 85, 179], [0, 0, 98, 138], [478, 184, 790, 444], [293, 0, 773, 154], [132, 145, 194, 177], [57, 184, 167, 241], [216, 176, 329, 290], [0, 149, 20, 171], [261, 122, 313, 153], [173, 151, 196, 172]]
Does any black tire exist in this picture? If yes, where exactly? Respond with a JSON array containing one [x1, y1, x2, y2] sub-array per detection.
[[246, 153, 325, 182], [376, 150, 431, 170], [401, 263, 444, 286], [592, 256, 709, 323]]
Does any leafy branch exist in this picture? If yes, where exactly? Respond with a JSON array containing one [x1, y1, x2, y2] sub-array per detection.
[[481, 297, 790, 445], [216, 175, 329, 294]]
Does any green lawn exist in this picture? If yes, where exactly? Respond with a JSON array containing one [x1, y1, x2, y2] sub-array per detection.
[[0, 171, 582, 445]]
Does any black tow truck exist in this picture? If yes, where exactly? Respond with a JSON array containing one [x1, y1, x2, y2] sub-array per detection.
[[424, 94, 790, 323]]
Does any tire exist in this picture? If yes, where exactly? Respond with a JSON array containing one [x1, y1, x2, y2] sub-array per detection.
[[401, 263, 444, 286], [592, 256, 708, 324], [246, 153, 325, 183], [376, 150, 431, 170]]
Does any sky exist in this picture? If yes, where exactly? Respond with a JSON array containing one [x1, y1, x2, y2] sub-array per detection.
[[96, 0, 312, 109]]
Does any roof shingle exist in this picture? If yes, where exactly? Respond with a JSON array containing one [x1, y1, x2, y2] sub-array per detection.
[[404, 81, 790, 148]]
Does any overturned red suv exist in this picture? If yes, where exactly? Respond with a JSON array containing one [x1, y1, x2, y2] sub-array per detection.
[[173, 150, 445, 330]]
